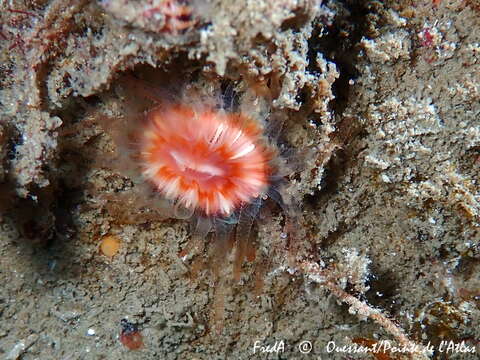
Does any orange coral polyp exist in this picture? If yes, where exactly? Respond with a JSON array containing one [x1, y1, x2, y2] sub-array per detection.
[[139, 104, 273, 216]]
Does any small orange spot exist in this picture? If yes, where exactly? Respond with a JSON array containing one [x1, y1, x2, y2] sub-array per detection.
[[100, 235, 121, 257]]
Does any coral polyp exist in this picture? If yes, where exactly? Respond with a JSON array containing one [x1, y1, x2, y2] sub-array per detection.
[[139, 104, 275, 216], [96, 74, 293, 282]]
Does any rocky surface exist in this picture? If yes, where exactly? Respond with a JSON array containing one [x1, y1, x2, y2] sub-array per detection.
[[0, 0, 478, 359]]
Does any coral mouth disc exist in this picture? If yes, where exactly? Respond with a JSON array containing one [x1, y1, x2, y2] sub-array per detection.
[[140, 104, 273, 216]]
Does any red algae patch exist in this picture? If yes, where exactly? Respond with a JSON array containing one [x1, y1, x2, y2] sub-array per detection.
[[139, 104, 274, 217], [119, 319, 143, 350]]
